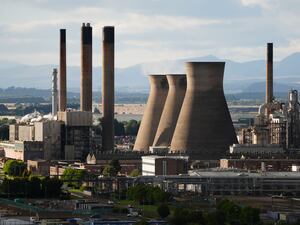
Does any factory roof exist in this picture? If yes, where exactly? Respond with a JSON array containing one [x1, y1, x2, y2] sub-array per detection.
[[189, 170, 300, 178]]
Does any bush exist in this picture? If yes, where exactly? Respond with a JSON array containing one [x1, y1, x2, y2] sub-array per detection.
[[157, 203, 170, 219], [127, 184, 170, 205], [3, 160, 27, 177]]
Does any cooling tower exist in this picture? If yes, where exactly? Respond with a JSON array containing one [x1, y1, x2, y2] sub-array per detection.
[[153, 74, 186, 147], [80, 23, 92, 112], [170, 62, 237, 159], [133, 75, 169, 152], [102, 26, 115, 151], [59, 29, 66, 112], [266, 43, 273, 104]]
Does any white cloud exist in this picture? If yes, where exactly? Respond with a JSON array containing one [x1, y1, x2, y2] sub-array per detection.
[[240, 0, 274, 9]]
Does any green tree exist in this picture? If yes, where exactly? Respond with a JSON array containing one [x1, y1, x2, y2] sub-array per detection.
[[134, 219, 149, 225], [61, 168, 87, 189], [114, 119, 125, 136], [27, 176, 42, 198], [129, 168, 141, 177], [3, 160, 27, 177], [110, 159, 121, 174], [240, 206, 260, 225], [41, 177, 63, 198], [103, 165, 117, 177], [157, 203, 170, 219], [124, 120, 140, 135], [103, 159, 121, 177]]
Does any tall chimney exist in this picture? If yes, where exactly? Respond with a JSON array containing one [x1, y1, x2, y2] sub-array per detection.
[[266, 43, 273, 104], [80, 23, 93, 111], [52, 68, 58, 116], [102, 26, 115, 151], [59, 29, 66, 111]]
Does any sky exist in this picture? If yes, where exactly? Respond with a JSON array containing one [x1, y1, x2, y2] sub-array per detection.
[[0, 0, 300, 68]]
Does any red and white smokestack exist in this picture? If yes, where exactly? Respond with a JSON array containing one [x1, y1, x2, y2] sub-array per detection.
[[266, 43, 273, 104]]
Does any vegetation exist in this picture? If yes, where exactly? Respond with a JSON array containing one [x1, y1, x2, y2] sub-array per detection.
[[3, 160, 27, 177], [61, 168, 87, 189], [129, 168, 141, 177], [157, 203, 170, 219], [127, 184, 171, 205], [101, 118, 140, 136], [103, 159, 121, 177], [167, 199, 260, 225], [0, 176, 62, 198]]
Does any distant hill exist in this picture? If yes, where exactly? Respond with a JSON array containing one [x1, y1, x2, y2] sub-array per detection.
[[0, 53, 300, 94]]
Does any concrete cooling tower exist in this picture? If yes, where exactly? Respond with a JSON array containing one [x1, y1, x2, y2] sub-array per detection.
[[170, 62, 237, 159], [153, 74, 186, 147], [134, 75, 169, 152]]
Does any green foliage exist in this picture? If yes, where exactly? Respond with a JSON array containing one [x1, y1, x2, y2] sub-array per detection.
[[0, 176, 62, 198], [168, 208, 205, 225], [217, 199, 241, 224], [61, 168, 87, 189], [134, 219, 149, 225], [240, 206, 260, 225], [41, 177, 63, 198], [157, 203, 170, 219], [127, 184, 170, 205], [103, 165, 117, 177], [124, 119, 140, 136], [114, 119, 125, 136], [103, 159, 121, 177], [3, 160, 27, 177], [129, 168, 141, 177]]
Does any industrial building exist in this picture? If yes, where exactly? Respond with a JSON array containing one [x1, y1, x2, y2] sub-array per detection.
[[142, 155, 189, 176], [238, 43, 300, 152], [0, 23, 114, 162]]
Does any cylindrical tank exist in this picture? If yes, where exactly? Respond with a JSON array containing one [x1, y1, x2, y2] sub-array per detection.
[[80, 23, 93, 112], [59, 29, 66, 112], [133, 75, 169, 152], [153, 74, 186, 147], [170, 62, 237, 159], [102, 26, 115, 151]]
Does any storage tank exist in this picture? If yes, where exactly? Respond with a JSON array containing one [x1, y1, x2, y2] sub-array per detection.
[[134, 75, 169, 152], [170, 62, 237, 159], [153, 74, 186, 147]]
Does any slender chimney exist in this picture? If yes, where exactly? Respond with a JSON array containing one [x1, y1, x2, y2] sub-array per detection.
[[52, 68, 58, 116], [266, 43, 273, 104], [80, 23, 93, 111], [59, 29, 66, 111], [102, 26, 115, 151]]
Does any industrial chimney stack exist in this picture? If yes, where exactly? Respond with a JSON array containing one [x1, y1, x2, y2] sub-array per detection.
[[59, 29, 67, 111], [80, 23, 93, 112], [266, 43, 273, 104], [102, 26, 115, 151], [52, 68, 58, 116]]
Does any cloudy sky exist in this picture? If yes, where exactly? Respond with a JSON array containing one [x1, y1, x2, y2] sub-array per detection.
[[0, 0, 300, 68]]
